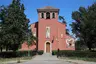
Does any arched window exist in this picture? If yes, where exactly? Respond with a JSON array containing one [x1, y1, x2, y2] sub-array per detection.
[[46, 12, 50, 19], [52, 13, 55, 18], [41, 13, 44, 18]]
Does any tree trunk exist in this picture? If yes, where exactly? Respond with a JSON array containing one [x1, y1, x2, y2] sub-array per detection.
[[87, 42, 92, 51], [6, 46, 8, 51], [36, 42, 38, 54], [0, 47, 2, 52], [28, 47, 30, 56], [89, 47, 92, 51]]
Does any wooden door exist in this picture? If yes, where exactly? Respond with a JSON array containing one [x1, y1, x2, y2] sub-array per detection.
[[46, 42, 50, 53]]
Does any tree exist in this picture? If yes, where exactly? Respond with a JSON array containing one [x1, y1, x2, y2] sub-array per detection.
[[0, 6, 7, 52], [59, 16, 66, 24], [59, 16, 69, 35], [26, 26, 37, 56], [0, 0, 28, 51], [66, 29, 69, 35], [75, 39, 87, 50], [0, 20, 3, 52], [70, 3, 96, 50]]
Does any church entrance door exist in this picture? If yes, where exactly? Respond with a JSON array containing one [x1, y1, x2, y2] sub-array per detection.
[[46, 42, 50, 53]]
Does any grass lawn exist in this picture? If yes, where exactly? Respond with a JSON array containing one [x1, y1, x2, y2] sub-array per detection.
[[0, 56, 33, 64], [60, 57, 96, 62], [52, 50, 96, 62], [0, 50, 37, 64], [70, 57, 96, 62]]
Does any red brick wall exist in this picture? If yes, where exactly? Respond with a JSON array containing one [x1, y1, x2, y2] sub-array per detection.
[[21, 8, 75, 51]]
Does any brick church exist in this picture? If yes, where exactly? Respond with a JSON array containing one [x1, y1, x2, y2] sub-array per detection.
[[21, 6, 75, 53]]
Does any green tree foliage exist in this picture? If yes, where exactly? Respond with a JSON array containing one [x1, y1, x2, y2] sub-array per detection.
[[0, 6, 7, 52], [59, 16, 66, 24], [26, 26, 37, 48], [75, 39, 87, 50], [0, 0, 29, 51], [70, 3, 96, 50], [59, 16, 69, 35], [26, 27, 37, 56]]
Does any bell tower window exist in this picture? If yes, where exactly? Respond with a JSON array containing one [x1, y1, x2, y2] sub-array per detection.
[[52, 13, 55, 18], [46, 12, 50, 19], [41, 13, 44, 18]]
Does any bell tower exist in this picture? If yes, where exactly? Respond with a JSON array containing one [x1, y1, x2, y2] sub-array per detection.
[[37, 6, 60, 52], [37, 6, 59, 21]]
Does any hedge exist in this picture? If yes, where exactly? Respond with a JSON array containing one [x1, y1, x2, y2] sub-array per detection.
[[0, 50, 36, 58], [17, 50, 36, 57], [0, 50, 44, 58], [52, 50, 96, 58], [37, 50, 43, 55]]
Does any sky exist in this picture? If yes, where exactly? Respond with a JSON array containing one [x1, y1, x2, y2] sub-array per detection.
[[0, 0, 95, 35]]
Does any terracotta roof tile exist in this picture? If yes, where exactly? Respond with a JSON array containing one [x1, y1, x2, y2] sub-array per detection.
[[39, 6, 58, 9]]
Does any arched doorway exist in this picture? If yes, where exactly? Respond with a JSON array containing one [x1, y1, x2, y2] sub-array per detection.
[[44, 41, 52, 53], [46, 42, 50, 53]]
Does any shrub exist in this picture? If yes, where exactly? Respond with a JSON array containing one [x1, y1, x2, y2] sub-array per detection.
[[0, 50, 36, 58], [17, 50, 36, 57], [52, 50, 57, 55], [52, 50, 96, 58], [37, 50, 43, 55]]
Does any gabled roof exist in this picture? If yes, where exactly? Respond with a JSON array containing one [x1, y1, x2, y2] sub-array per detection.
[[30, 22, 38, 25], [58, 21, 66, 25]]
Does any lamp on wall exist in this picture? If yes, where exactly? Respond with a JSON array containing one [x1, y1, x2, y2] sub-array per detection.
[[52, 36, 54, 43]]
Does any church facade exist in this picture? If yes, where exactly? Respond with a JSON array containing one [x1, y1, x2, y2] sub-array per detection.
[[21, 6, 75, 53]]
